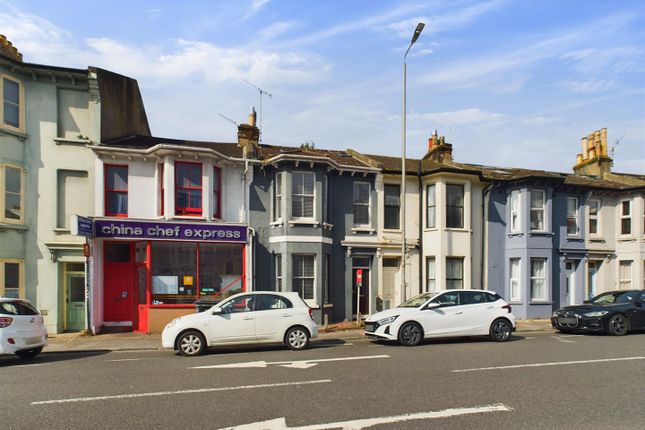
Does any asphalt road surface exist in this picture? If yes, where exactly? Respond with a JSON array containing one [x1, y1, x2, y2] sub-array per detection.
[[1, 331, 644, 429]]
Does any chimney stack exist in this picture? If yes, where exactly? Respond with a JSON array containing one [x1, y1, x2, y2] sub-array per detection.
[[423, 130, 453, 162], [237, 106, 260, 158], [573, 128, 612, 178], [0, 35, 23, 62]]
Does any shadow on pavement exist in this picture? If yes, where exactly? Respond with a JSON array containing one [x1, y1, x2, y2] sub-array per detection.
[[188, 338, 352, 356], [367, 334, 529, 348], [0, 349, 111, 367]]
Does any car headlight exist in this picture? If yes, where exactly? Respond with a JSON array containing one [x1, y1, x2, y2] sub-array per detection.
[[552, 311, 559, 317], [377, 315, 399, 325], [583, 311, 608, 317], [166, 317, 181, 328]]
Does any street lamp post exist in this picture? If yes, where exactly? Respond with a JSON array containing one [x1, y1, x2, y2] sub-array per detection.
[[401, 22, 425, 304]]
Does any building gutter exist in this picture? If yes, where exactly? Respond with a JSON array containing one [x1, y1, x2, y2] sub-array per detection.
[[262, 154, 380, 174], [87, 143, 261, 164]]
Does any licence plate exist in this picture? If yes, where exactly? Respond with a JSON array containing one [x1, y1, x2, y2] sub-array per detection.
[[558, 317, 578, 326], [365, 323, 376, 332], [25, 336, 42, 345]]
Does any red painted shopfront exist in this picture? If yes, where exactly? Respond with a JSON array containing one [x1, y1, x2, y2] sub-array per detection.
[[97, 220, 247, 333]]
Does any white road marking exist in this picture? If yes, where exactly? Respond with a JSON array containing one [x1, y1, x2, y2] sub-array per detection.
[[219, 403, 513, 429], [524, 337, 536, 340], [107, 358, 146, 362], [8, 362, 53, 368], [191, 354, 390, 370], [452, 356, 645, 373], [31, 380, 331, 405], [551, 336, 576, 343]]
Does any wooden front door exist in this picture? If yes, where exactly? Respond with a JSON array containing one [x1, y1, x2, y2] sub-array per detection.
[[65, 272, 86, 331], [103, 242, 135, 326]]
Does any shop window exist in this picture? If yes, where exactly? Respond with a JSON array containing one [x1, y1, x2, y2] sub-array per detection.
[[446, 184, 464, 228], [446, 257, 463, 289], [566, 197, 579, 236], [353, 182, 370, 227], [151, 242, 198, 305], [213, 166, 221, 219], [105, 165, 128, 217], [0, 260, 23, 298], [426, 184, 436, 228], [291, 172, 314, 219], [292, 254, 314, 300], [620, 200, 631, 235], [1, 164, 24, 224], [1, 75, 24, 133], [530, 258, 547, 301], [530, 190, 546, 231], [588, 199, 600, 236], [175, 162, 202, 216], [198, 243, 243, 300], [384, 184, 400, 229]]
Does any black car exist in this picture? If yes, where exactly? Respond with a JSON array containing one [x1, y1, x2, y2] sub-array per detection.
[[551, 289, 645, 336]]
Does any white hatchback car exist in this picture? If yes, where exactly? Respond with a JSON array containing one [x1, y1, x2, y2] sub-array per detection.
[[162, 291, 319, 356], [365, 290, 516, 346], [0, 298, 48, 359]]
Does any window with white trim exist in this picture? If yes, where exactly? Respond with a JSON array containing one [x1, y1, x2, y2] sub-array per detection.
[[323, 176, 330, 224], [618, 260, 632, 289], [1, 75, 25, 132], [588, 199, 600, 236], [0, 260, 24, 298], [324, 254, 330, 304], [620, 200, 632, 235], [292, 254, 315, 300], [426, 184, 436, 228], [273, 172, 283, 222], [353, 182, 370, 227], [446, 257, 464, 289], [384, 184, 400, 229], [510, 190, 520, 233], [530, 190, 546, 231], [509, 258, 521, 302], [426, 257, 436, 292], [1, 164, 24, 224], [530, 258, 547, 301], [274, 254, 282, 291], [291, 172, 314, 219], [446, 184, 464, 228], [566, 197, 579, 236]]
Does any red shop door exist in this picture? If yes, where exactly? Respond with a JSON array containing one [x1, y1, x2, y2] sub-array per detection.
[[103, 242, 135, 326]]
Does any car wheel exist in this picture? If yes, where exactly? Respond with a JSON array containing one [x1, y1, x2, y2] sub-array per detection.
[[15, 347, 43, 359], [285, 326, 310, 350], [489, 318, 512, 342], [398, 322, 423, 346], [607, 314, 630, 336], [177, 331, 206, 356]]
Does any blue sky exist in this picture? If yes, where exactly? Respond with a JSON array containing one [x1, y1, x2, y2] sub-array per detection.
[[2, 0, 644, 173]]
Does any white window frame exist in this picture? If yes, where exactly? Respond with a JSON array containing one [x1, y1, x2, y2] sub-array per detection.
[[291, 171, 315, 220], [530, 189, 547, 232], [0, 259, 25, 299], [353, 181, 370, 227], [588, 199, 601, 236], [0, 164, 25, 224], [275, 254, 282, 291], [426, 184, 436, 229], [383, 183, 401, 230], [509, 258, 521, 302], [619, 199, 632, 236], [0, 74, 26, 134], [323, 175, 330, 224], [510, 190, 521, 233], [273, 172, 283, 222], [446, 257, 464, 289], [566, 197, 579, 236], [530, 258, 548, 301], [446, 183, 465, 229], [426, 257, 436, 292], [292, 254, 316, 303], [618, 260, 632, 289]]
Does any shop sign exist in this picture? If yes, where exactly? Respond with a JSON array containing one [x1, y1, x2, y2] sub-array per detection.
[[71, 215, 94, 237], [94, 219, 247, 242]]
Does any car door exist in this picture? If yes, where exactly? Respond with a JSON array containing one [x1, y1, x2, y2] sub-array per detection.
[[458, 291, 492, 335], [207, 294, 257, 344], [417, 292, 464, 337], [634, 291, 645, 329], [253, 294, 294, 342]]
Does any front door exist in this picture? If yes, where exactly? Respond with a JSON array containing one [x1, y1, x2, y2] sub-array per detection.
[[380, 258, 399, 311], [587, 261, 598, 301], [65, 270, 86, 332], [103, 242, 135, 326], [565, 261, 576, 305]]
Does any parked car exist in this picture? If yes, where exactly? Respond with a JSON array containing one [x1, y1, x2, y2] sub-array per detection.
[[364, 289, 516, 346], [551, 289, 645, 336], [162, 291, 318, 356], [0, 298, 48, 359]]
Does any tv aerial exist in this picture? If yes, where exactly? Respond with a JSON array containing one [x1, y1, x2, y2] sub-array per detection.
[[218, 113, 238, 135], [242, 78, 272, 138], [610, 134, 624, 159]]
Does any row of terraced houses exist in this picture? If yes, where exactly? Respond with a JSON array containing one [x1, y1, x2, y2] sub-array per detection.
[[1, 38, 644, 334]]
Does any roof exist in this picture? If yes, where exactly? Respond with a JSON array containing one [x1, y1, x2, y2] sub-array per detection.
[[101, 135, 244, 158]]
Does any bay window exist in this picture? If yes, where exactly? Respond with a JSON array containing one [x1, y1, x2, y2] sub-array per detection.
[[588, 199, 600, 235], [618, 261, 632, 289], [292, 254, 315, 300], [446, 184, 464, 228], [273, 172, 283, 222], [566, 197, 579, 236], [426, 257, 436, 292], [509, 258, 521, 302], [105, 165, 128, 217], [426, 184, 436, 228], [1, 75, 24, 132], [213, 166, 221, 219], [175, 162, 202, 216], [530, 190, 546, 231], [446, 257, 464, 289], [510, 190, 520, 232], [530, 258, 547, 301], [292, 172, 314, 219], [620, 200, 631, 235]]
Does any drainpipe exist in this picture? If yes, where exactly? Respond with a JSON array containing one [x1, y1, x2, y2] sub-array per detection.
[[481, 182, 495, 290], [418, 161, 423, 293]]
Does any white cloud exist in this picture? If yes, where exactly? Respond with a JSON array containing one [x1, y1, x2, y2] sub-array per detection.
[[258, 21, 298, 41], [410, 108, 506, 126], [559, 79, 617, 93], [241, 0, 271, 21]]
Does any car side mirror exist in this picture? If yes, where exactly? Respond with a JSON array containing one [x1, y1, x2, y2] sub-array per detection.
[[212, 308, 223, 315], [424, 302, 440, 310]]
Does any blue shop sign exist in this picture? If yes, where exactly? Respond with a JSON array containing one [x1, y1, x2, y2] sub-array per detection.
[[71, 215, 94, 237], [94, 219, 247, 243]]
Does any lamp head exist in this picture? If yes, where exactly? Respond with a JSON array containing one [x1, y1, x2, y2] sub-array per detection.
[[410, 22, 425, 45]]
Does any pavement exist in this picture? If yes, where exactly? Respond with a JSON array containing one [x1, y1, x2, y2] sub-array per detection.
[[43, 319, 553, 353]]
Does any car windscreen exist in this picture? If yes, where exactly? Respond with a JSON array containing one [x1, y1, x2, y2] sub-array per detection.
[[0, 301, 39, 316], [398, 292, 438, 308], [591, 291, 636, 304]]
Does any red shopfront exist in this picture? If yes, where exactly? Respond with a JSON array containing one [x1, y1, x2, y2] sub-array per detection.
[[97, 220, 247, 333]]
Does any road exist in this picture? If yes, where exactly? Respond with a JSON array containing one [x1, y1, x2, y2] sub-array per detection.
[[1, 332, 644, 429]]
